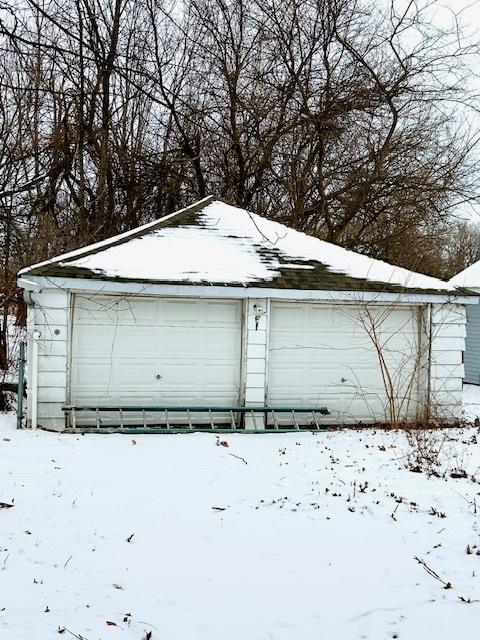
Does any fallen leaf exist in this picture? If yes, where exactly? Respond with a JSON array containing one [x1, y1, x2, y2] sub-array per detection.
[[106, 620, 118, 626]]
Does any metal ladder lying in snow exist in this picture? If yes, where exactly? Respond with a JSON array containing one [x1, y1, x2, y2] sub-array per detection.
[[62, 405, 330, 432]]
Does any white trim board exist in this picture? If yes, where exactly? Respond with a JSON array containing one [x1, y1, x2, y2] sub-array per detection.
[[17, 275, 479, 305]]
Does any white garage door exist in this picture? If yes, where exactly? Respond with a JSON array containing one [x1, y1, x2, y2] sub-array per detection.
[[268, 303, 420, 424], [70, 296, 242, 412]]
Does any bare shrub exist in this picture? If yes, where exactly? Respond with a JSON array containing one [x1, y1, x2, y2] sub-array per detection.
[[404, 428, 447, 476]]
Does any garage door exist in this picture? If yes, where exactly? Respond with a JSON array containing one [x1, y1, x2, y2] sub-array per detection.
[[268, 303, 420, 424], [70, 296, 242, 413]]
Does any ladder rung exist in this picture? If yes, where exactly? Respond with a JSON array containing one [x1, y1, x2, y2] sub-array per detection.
[[272, 410, 279, 430], [292, 410, 299, 430]]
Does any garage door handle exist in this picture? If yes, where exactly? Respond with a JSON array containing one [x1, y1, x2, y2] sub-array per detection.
[[156, 374, 162, 380]]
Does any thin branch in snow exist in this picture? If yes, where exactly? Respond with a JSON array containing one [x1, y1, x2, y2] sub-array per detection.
[[58, 627, 89, 640], [414, 556, 452, 589], [228, 453, 248, 465]]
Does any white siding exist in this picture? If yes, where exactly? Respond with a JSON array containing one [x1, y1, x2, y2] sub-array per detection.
[[29, 288, 70, 430], [244, 299, 268, 428], [430, 303, 466, 420]]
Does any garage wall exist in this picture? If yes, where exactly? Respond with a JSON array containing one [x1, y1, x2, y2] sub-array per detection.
[[25, 290, 467, 430], [429, 303, 466, 420], [29, 288, 70, 430]]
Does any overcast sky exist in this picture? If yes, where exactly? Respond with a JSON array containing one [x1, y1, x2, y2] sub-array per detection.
[[386, 1, 480, 222]]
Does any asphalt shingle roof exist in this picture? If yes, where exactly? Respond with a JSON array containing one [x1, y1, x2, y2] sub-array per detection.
[[20, 196, 469, 296]]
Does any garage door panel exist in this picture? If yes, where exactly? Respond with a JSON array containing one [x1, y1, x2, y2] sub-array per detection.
[[71, 296, 242, 409], [270, 333, 373, 351], [158, 329, 204, 356], [114, 327, 161, 357], [74, 326, 159, 358], [113, 362, 158, 389], [102, 299, 159, 325], [202, 363, 240, 385], [204, 300, 242, 324], [269, 365, 303, 387], [75, 297, 161, 325], [161, 299, 203, 325], [156, 327, 238, 358], [161, 365, 199, 388], [73, 325, 117, 356], [74, 392, 159, 406], [308, 305, 351, 329], [268, 302, 419, 423], [73, 361, 159, 393], [73, 360, 113, 387]]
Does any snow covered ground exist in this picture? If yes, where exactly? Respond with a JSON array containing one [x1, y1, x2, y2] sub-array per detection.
[[2, 391, 480, 639]]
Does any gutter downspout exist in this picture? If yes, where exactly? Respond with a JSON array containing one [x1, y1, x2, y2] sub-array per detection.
[[31, 330, 40, 429]]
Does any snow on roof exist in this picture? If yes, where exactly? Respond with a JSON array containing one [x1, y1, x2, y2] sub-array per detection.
[[449, 261, 480, 289], [20, 197, 460, 294]]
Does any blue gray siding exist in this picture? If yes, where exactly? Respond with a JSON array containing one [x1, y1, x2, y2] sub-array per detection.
[[464, 303, 480, 384]]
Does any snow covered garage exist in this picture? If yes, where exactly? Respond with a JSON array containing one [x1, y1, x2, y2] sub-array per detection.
[[17, 197, 476, 431]]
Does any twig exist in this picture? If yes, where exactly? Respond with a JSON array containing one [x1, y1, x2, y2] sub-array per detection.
[[229, 453, 247, 465], [459, 595, 480, 604], [414, 556, 452, 589], [59, 627, 89, 640], [137, 620, 160, 631], [63, 555, 72, 569]]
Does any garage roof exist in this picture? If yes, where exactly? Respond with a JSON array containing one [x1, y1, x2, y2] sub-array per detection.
[[20, 196, 464, 295], [449, 261, 480, 289]]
